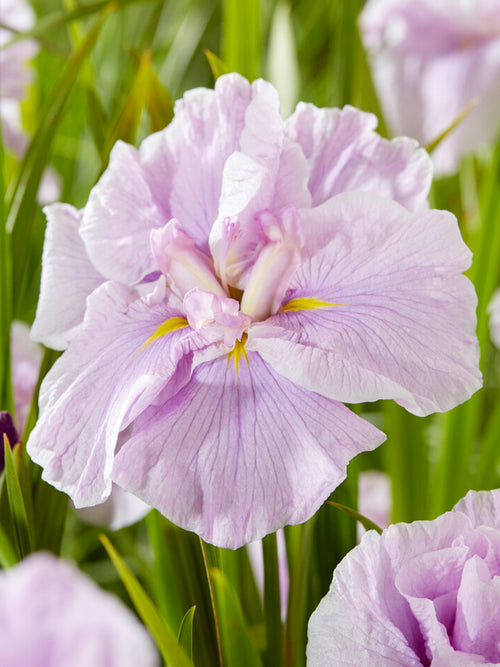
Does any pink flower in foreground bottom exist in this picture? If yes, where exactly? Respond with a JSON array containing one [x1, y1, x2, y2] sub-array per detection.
[[359, 0, 500, 176], [0, 553, 158, 667], [28, 74, 480, 548], [307, 489, 500, 666]]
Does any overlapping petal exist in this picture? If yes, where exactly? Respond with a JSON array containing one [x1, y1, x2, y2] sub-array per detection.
[[249, 192, 481, 416], [31, 204, 104, 349], [285, 103, 432, 210], [28, 281, 195, 507], [307, 489, 500, 666], [113, 351, 385, 548]]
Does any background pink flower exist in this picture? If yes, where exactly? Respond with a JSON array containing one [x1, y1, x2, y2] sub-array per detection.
[[0, 0, 37, 156], [360, 0, 500, 176], [307, 488, 500, 666], [0, 552, 158, 667]]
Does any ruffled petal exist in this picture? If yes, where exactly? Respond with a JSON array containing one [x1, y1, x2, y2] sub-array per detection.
[[113, 351, 385, 549], [285, 103, 432, 210], [27, 281, 193, 507], [80, 142, 166, 284], [307, 512, 475, 666], [31, 204, 104, 350], [453, 489, 500, 530], [248, 192, 481, 416]]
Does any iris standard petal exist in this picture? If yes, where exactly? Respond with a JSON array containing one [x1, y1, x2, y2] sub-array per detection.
[[285, 103, 432, 210], [80, 141, 166, 284], [113, 351, 385, 549]]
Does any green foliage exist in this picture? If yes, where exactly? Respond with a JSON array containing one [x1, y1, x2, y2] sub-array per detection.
[[101, 533, 193, 667], [1, 2, 499, 667]]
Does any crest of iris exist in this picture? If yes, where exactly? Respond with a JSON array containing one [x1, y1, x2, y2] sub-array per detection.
[[148, 207, 329, 356]]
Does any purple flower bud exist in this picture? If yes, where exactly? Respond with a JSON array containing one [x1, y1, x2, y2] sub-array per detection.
[[0, 411, 19, 471]]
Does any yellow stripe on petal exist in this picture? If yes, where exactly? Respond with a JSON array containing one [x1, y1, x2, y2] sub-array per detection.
[[138, 316, 188, 353], [228, 333, 248, 375], [280, 297, 342, 312]]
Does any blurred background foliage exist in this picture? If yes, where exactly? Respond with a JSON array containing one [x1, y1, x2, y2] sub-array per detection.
[[1, 1, 500, 665]]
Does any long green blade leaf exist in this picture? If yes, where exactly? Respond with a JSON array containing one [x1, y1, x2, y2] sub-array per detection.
[[8, 7, 113, 312], [100, 534, 193, 667], [177, 605, 196, 663], [210, 567, 263, 667], [3, 439, 34, 557]]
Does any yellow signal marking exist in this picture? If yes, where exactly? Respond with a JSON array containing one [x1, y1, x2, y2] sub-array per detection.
[[138, 316, 188, 353], [280, 297, 342, 312]]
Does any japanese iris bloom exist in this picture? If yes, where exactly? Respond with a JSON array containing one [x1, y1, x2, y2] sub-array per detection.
[[0, 0, 37, 155], [307, 489, 500, 666], [359, 0, 500, 176], [28, 74, 480, 548], [0, 553, 158, 667]]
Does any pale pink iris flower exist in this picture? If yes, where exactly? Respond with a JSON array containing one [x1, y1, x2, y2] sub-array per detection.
[[307, 489, 500, 666], [0, 0, 61, 204], [0, 0, 37, 156], [0, 553, 158, 667], [27, 74, 480, 548], [360, 0, 500, 176]]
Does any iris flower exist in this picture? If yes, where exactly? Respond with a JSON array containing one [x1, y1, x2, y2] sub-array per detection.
[[360, 0, 500, 176], [307, 489, 500, 666], [0, 553, 158, 667], [28, 74, 480, 548]]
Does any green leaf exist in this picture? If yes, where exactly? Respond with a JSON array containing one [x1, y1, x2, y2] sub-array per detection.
[[100, 534, 193, 667], [325, 500, 383, 534], [33, 476, 68, 554], [8, 8, 113, 314], [204, 49, 229, 81], [262, 533, 283, 667], [145, 510, 184, 632], [177, 606, 196, 662], [210, 567, 263, 667], [222, 0, 261, 80], [0, 0, 163, 48], [99, 50, 153, 170], [0, 520, 17, 568], [425, 99, 480, 155], [146, 67, 174, 133], [0, 118, 14, 416], [3, 439, 34, 557]]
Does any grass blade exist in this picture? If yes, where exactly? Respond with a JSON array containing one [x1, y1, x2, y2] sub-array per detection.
[[8, 7, 114, 313], [177, 605, 196, 663], [325, 500, 383, 535], [222, 0, 261, 80], [3, 439, 34, 557], [210, 567, 263, 667], [100, 533, 193, 667]]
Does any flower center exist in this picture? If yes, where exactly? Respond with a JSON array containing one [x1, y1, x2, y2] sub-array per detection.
[[150, 208, 304, 345]]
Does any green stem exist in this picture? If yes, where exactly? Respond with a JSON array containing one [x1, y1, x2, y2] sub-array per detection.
[[263, 532, 283, 667], [383, 403, 429, 522]]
